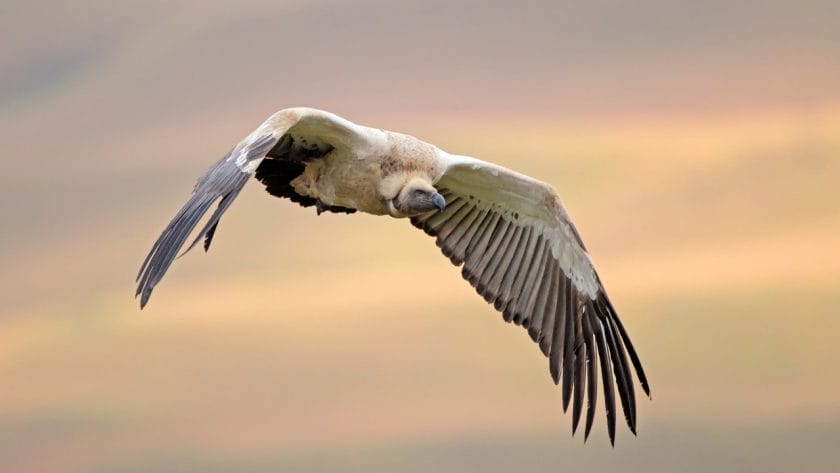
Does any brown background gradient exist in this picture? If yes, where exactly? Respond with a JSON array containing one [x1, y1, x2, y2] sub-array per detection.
[[2, 1, 839, 471]]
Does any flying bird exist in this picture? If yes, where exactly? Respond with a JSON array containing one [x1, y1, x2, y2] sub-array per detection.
[[136, 107, 649, 443]]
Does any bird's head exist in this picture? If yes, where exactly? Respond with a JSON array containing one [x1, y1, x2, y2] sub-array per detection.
[[388, 177, 446, 217]]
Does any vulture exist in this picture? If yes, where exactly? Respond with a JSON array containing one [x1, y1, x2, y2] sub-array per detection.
[[136, 107, 649, 443]]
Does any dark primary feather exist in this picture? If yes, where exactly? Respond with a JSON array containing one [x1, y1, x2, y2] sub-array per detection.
[[136, 147, 254, 308], [411, 191, 649, 443], [203, 220, 219, 252], [601, 293, 651, 396], [593, 312, 618, 444], [582, 312, 599, 440], [561, 284, 576, 412]]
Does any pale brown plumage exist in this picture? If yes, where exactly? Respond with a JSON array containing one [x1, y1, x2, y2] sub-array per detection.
[[136, 107, 650, 444]]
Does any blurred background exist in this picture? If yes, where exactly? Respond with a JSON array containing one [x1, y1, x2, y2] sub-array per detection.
[[2, 0, 839, 471]]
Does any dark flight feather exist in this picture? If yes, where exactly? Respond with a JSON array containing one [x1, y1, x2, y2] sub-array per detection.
[[600, 303, 637, 434], [136, 147, 253, 308], [594, 317, 617, 445], [602, 293, 651, 397], [582, 311, 598, 440], [561, 284, 577, 412]]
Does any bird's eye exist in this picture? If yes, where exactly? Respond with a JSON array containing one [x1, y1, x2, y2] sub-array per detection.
[[413, 189, 427, 197]]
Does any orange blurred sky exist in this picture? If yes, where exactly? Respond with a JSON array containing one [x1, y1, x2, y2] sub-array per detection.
[[2, 1, 839, 472]]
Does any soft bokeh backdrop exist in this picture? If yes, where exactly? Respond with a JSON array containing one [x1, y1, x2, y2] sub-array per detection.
[[2, 1, 839, 471]]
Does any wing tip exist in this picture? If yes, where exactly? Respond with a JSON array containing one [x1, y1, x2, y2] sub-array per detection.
[[138, 287, 152, 309]]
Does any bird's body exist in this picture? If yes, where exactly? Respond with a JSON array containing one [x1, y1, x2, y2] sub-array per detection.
[[291, 129, 442, 216], [137, 107, 649, 444]]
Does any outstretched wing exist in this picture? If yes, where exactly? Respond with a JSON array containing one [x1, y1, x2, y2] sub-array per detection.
[[136, 108, 365, 308], [412, 154, 650, 443]]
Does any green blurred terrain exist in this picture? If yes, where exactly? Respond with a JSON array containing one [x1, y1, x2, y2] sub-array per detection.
[[2, 1, 840, 472]]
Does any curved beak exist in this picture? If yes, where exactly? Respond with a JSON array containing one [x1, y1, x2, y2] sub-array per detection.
[[432, 192, 446, 212]]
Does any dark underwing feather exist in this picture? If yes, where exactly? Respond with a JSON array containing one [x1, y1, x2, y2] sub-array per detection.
[[602, 293, 651, 397], [474, 220, 513, 288], [597, 300, 637, 434], [254, 134, 355, 214], [478, 225, 520, 301], [525, 253, 552, 332], [548, 265, 565, 375], [443, 207, 485, 265], [534, 263, 560, 348], [571, 292, 587, 433], [594, 317, 617, 445], [466, 211, 501, 259], [525, 239, 553, 323], [436, 202, 477, 246], [203, 220, 219, 252], [582, 311, 598, 440], [496, 227, 532, 315], [484, 226, 523, 304], [255, 158, 316, 207], [517, 239, 549, 324], [426, 199, 469, 233], [561, 283, 576, 412], [513, 233, 540, 325]]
